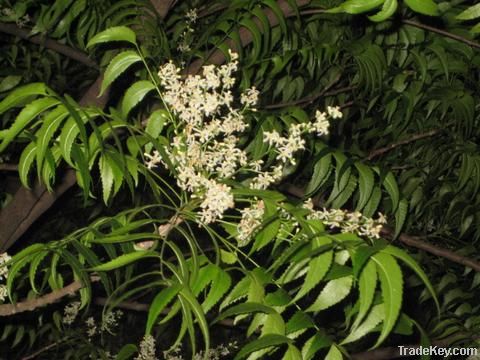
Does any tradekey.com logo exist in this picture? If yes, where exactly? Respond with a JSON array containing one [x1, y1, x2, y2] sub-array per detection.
[[398, 345, 478, 358]]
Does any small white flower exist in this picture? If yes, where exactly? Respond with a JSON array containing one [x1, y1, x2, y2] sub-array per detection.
[[135, 335, 157, 360], [0, 285, 8, 302], [327, 105, 343, 119], [62, 301, 81, 325]]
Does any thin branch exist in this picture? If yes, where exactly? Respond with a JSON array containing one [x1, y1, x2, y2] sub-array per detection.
[[366, 129, 441, 161], [0, 22, 98, 69], [0, 276, 100, 316], [264, 82, 356, 110], [0, 214, 181, 316], [0, 163, 18, 171], [402, 19, 480, 50], [22, 341, 62, 360]]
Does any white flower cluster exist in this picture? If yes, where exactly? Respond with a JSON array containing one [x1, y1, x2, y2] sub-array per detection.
[[86, 316, 97, 338], [177, 8, 198, 53], [237, 200, 265, 246], [135, 335, 157, 360], [163, 342, 238, 360], [62, 301, 81, 325], [304, 199, 387, 238], [145, 53, 337, 224], [101, 310, 123, 332], [0, 253, 11, 302], [263, 106, 342, 166]]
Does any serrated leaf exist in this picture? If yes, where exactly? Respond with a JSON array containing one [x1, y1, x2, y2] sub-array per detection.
[[0, 83, 48, 116], [394, 199, 408, 237], [86, 26, 137, 48], [293, 250, 333, 302], [325, 344, 343, 360], [90, 251, 156, 272], [146, 283, 182, 334], [328, 0, 384, 14], [355, 162, 375, 210], [404, 0, 439, 16], [382, 245, 439, 314], [18, 142, 37, 188], [368, 0, 397, 22], [234, 334, 291, 360], [100, 51, 142, 96], [35, 105, 69, 173], [121, 80, 156, 117], [283, 344, 302, 360], [342, 304, 384, 344], [457, 4, 480, 20], [0, 75, 22, 92], [306, 276, 353, 312], [302, 334, 331, 360], [202, 267, 231, 313], [371, 252, 403, 347], [0, 97, 60, 152], [99, 154, 114, 204], [217, 302, 275, 322], [353, 259, 378, 329]]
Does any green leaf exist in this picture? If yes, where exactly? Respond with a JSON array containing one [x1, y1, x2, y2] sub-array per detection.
[[382, 246, 439, 313], [35, 105, 69, 173], [342, 304, 384, 344], [404, 0, 439, 16], [325, 344, 343, 360], [90, 251, 156, 272], [202, 267, 231, 313], [146, 283, 182, 334], [86, 26, 137, 48], [355, 163, 375, 210], [121, 80, 156, 117], [394, 199, 408, 237], [353, 259, 378, 329], [115, 344, 137, 360], [302, 334, 331, 360], [100, 51, 142, 96], [217, 302, 275, 322], [306, 276, 353, 312], [178, 287, 210, 353], [99, 154, 114, 204], [328, 0, 384, 14], [234, 334, 291, 360], [293, 250, 333, 302], [0, 83, 49, 116], [0, 97, 60, 152], [18, 142, 37, 188], [457, 4, 480, 20], [283, 344, 302, 360], [368, 0, 397, 22], [371, 252, 403, 347], [0, 75, 22, 92], [374, 169, 399, 212]]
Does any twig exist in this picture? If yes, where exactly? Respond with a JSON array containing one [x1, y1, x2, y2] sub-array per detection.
[[402, 19, 480, 50], [366, 129, 441, 161], [0, 163, 18, 171], [0, 22, 98, 69], [0, 276, 100, 316], [283, 184, 480, 272], [22, 341, 62, 360], [264, 82, 355, 110]]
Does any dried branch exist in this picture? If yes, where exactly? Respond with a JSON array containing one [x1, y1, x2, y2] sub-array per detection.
[[0, 276, 100, 316], [366, 129, 441, 161], [0, 22, 98, 69]]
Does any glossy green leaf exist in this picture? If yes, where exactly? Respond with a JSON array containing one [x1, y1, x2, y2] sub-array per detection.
[[343, 304, 384, 344], [100, 51, 142, 95], [86, 26, 137, 48], [146, 283, 182, 334], [404, 0, 439, 16], [90, 251, 156, 272], [121, 80, 156, 117], [306, 276, 353, 312], [371, 252, 403, 347]]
